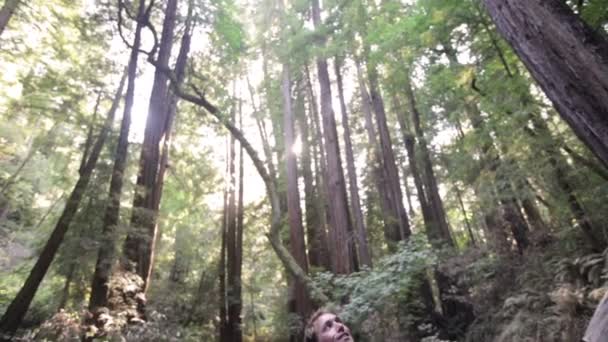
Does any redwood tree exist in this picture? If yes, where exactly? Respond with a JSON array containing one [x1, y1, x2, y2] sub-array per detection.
[[303, 66, 331, 270], [311, 0, 354, 275], [88, 0, 148, 311], [404, 78, 454, 247], [295, 76, 329, 270], [483, 0, 608, 169], [354, 59, 400, 251], [224, 100, 239, 342], [281, 66, 312, 329], [123, 0, 178, 287], [335, 57, 372, 267], [0, 71, 126, 336], [366, 63, 411, 245]]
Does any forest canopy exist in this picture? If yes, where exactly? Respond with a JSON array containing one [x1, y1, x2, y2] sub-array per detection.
[[1, 0, 608, 341]]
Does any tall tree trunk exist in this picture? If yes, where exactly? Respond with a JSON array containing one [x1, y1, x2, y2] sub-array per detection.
[[249, 290, 258, 342], [281, 66, 312, 333], [452, 182, 476, 247], [310, 0, 353, 274], [32, 193, 65, 231], [551, 153, 604, 251], [561, 146, 608, 182], [152, 41, 331, 308], [224, 87, 240, 342], [441, 42, 529, 252], [261, 50, 288, 216], [169, 226, 189, 284], [484, 204, 511, 254], [401, 164, 416, 218], [156, 13, 194, 284], [58, 262, 76, 311], [498, 197, 530, 253], [246, 76, 279, 189], [235, 103, 245, 342], [217, 129, 232, 339], [355, 59, 398, 250], [335, 57, 371, 267], [0, 0, 18, 37], [186, 271, 207, 326], [218, 163, 228, 341], [404, 79, 454, 247], [0, 70, 125, 335], [59, 194, 96, 312], [460, 99, 530, 252], [226, 92, 245, 342], [522, 114, 603, 249], [304, 65, 331, 270], [123, 0, 178, 288], [393, 95, 437, 243], [520, 197, 547, 232], [296, 76, 328, 270], [366, 63, 411, 244], [483, 0, 608, 168], [88, 0, 146, 311], [453, 120, 503, 251]]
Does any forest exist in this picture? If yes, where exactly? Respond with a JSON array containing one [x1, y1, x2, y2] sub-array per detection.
[[1, 0, 608, 340]]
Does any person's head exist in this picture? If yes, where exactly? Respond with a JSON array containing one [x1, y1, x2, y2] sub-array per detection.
[[304, 309, 353, 342]]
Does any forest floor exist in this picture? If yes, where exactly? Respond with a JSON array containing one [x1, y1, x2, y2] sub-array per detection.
[[454, 232, 606, 342]]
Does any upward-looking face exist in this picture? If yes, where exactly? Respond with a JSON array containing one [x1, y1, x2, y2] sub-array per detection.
[[313, 313, 354, 342]]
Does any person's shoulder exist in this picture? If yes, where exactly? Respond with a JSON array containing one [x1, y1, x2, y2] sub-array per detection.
[[583, 291, 608, 342]]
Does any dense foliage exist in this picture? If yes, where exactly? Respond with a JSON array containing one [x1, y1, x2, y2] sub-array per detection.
[[1, 0, 608, 341]]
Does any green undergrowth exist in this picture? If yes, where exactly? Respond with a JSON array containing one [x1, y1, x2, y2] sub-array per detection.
[[461, 232, 607, 342]]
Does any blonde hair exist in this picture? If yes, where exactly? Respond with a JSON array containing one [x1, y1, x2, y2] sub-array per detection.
[[304, 306, 342, 342], [304, 308, 329, 342]]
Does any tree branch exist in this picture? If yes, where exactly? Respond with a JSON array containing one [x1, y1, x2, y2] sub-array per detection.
[[142, 45, 329, 305]]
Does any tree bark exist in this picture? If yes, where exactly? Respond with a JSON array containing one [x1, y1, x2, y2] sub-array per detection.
[[454, 183, 476, 247], [246, 76, 279, 189], [58, 263, 76, 311], [224, 83, 240, 342], [355, 59, 398, 250], [261, 50, 288, 216], [401, 165, 416, 218], [311, 0, 353, 274], [483, 0, 608, 169], [218, 156, 228, 341], [88, 0, 146, 311], [159, 12, 194, 284], [281, 66, 312, 329], [0, 70, 125, 335], [0, 0, 19, 37], [148, 42, 331, 307], [296, 76, 328, 270], [520, 197, 547, 232], [235, 103, 245, 341], [366, 63, 411, 244], [335, 57, 371, 267], [527, 114, 605, 250], [404, 79, 454, 247], [441, 43, 529, 253], [561, 145, 608, 182], [303, 65, 331, 270], [393, 95, 437, 244], [124, 0, 178, 288]]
